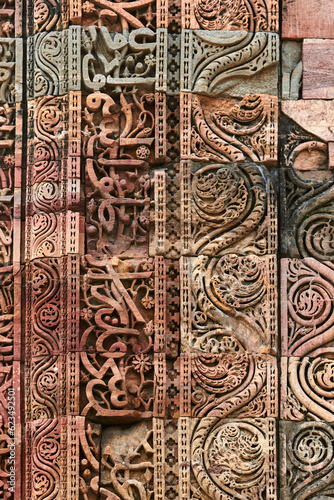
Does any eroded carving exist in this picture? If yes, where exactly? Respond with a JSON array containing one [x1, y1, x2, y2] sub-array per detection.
[[82, 26, 156, 93], [280, 116, 334, 260], [182, 30, 278, 97], [80, 255, 164, 421], [78, 0, 156, 32], [181, 161, 277, 256], [181, 254, 277, 354], [182, 93, 278, 165], [281, 421, 334, 499], [100, 420, 154, 498], [183, 0, 278, 32], [179, 417, 276, 500]]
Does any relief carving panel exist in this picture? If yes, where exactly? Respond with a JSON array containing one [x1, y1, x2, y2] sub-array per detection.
[[181, 93, 278, 165], [280, 421, 334, 499], [79, 255, 166, 421], [179, 417, 276, 500], [179, 353, 277, 419], [181, 254, 277, 354], [181, 161, 277, 256], [182, 0, 279, 32], [181, 30, 278, 97], [280, 115, 334, 260]]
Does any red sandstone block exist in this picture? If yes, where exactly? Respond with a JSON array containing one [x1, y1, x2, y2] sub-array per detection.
[[282, 0, 334, 39], [303, 39, 334, 99]]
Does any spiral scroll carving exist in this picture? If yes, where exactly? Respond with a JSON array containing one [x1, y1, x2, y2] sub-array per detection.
[[283, 422, 334, 499], [190, 254, 274, 354], [191, 163, 270, 256], [284, 259, 334, 356], [193, 0, 271, 31], [190, 353, 273, 418], [191, 418, 271, 500]]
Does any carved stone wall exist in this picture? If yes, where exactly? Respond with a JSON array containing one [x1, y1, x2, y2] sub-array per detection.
[[2, 0, 334, 498]]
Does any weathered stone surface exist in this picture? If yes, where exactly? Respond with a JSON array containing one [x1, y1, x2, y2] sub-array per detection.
[[303, 39, 334, 99], [282, 0, 334, 39], [182, 0, 279, 32], [100, 421, 155, 497], [279, 116, 334, 260], [282, 41, 302, 100], [181, 30, 279, 97], [181, 254, 277, 354], [179, 417, 277, 500], [13, 0, 334, 495], [281, 100, 334, 142], [280, 421, 334, 499], [181, 93, 278, 165]]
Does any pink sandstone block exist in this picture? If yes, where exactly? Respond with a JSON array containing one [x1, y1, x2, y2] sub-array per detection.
[[303, 39, 334, 99], [283, 0, 334, 39]]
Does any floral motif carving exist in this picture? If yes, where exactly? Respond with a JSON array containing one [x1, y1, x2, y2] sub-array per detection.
[[26, 417, 79, 499], [181, 93, 278, 165], [181, 161, 276, 256], [78, 0, 156, 32], [180, 353, 277, 418], [183, 0, 278, 31], [0, 269, 15, 499], [281, 422, 334, 499], [281, 258, 334, 356], [180, 417, 276, 500], [25, 257, 80, 357], [181, 254, 277, 354], [80, 255, 164, 421]]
